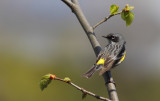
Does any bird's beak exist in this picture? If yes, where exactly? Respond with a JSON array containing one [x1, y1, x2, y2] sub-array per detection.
[[102, 36, 107, 38]]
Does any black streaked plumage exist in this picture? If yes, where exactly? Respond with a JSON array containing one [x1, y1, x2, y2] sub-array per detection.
[[83, 33, 126, 78]]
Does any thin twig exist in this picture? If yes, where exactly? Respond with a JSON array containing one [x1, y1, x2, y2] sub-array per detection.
[[54, 77, 111, 101], [92, 12, 122, 29]]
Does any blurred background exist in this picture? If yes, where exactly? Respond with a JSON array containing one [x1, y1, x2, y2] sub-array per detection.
[[0, 0, 160, 101]]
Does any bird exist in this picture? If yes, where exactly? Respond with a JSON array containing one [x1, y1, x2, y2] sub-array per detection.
[[83, 33, 126, 78]]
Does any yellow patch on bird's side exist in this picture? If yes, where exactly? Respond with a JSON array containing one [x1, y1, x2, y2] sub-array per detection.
[[96, 58, 105, 65], [120, 51, 126, 62]]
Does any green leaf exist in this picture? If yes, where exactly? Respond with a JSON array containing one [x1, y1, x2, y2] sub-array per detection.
[[121, 11, 134, 26], [128, 6, 135, 10], [110, 4, 119, 15], [126, 11, 134, 26], [121, 11, 130, 20], [123, 4, 134, 11], [121, 11, 127, 21], [40, 74, 52, 91], [64, 77, 71, 83]]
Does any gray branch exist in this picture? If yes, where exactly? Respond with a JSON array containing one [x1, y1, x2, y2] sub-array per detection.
[[71, 0, 78, 4], [61, 0, 119, 101]]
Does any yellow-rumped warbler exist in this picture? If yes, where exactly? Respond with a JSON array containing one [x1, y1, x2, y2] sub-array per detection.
[[83, 33, 126, 78]]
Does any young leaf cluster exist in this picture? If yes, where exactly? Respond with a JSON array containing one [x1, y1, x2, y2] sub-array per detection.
[[110, 4, 135, 26], [110, 4, 119, 15], [121, 4, 135, 26], [40, 74, 52, 91]]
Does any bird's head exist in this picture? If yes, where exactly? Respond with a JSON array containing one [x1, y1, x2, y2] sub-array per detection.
[[102, 33, 124, 43]]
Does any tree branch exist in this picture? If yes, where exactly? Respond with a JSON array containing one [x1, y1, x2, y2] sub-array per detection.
[[62, 0, 101, 56], [103, 71, 119, 101], [53, 76, 111, 101], [92, 12, 122, 29], [71, 0, 78, 4], [61, 0, 75, 10], [61, 0, 119, 101]]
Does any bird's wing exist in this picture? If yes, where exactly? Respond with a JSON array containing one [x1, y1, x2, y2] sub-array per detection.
[[99, 44, 120, 75], [95, 52, 105, 63], [99, 53, 116, 75], [99, 43, 125, 75]]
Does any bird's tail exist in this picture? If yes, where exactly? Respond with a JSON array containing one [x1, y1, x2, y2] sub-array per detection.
[[82, 65, 98, 78]]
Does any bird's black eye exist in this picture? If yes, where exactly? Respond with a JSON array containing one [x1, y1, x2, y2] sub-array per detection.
[[111, 36, 115, 40]]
